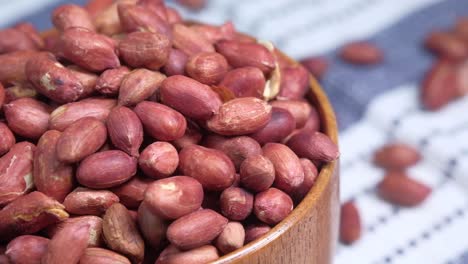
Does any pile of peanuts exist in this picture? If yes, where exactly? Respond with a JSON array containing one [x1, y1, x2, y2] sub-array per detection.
[[0, 0, 339, 263]]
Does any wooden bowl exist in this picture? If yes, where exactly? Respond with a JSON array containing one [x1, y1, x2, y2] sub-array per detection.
[[40, 28, 339, 264], [213, 52, 340, 264]]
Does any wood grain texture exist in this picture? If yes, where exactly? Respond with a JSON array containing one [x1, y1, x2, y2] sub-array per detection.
[[213, 52, 340, 264]]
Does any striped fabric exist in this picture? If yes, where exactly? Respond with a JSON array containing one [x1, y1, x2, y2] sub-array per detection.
[[2, 0, 468, 263]]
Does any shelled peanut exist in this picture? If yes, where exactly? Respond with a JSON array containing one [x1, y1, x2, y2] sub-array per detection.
[[0, 0, 339, 263]]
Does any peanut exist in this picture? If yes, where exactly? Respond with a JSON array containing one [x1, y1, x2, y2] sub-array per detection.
[[63, 187, 119, 215], [163, 49, 188, 76], [138, 142, 179, 179], [254, 188, 293, 225], [216, 40, 276, 75], [111, 176, 152, 209], [77, 150, 137, 189], [220, 187, 254, 221], [3, 98, 50, 139], [160, 75, 222, 120], [5, 235, 49, 264], [186, 52, 229, 85], [119, 32, 171, 70], [107, 106, 143, 157], [144, 176, 204, 219], [95, 66, 130, 95], [52, 4, 95, 32], [103, 203, 145, 264], [56, 117, 107, 163], [179, 145, 235, 191], [134, 101, 186, 141], [0, 123, 15, 156], [0, 142, 35, 206], [219, 66, 266, 98], [80, 247, 131, 264], [137, 201, 168, 249], [286, 130, 339, 162], [33, 130, 74, 202], [240, 155, 275, 193], [250, 107, 296, 145], [207, 97, 272, 136], [166, 209, 228, 250], [215, 222, 245, 254], [118, 69, 166, 106]]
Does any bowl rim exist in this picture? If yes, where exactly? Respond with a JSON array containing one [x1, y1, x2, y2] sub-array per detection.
[[213, 50, 339, 263]]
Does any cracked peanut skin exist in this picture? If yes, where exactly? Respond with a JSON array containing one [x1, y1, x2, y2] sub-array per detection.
[[0, 192, 69, 242]]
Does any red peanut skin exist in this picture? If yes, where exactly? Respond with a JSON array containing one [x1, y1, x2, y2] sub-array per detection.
[[118, 69, 166, 106], [34, 130, 74, 202], [60, 27, 120, 72], [244, 223, 271, 244], [377, 172, 432, 207], [190, 22, 236, 44], [286, 130, 340, 162], [107, 106, 143, 157], [102, 203, 145, 264], [144, 176, 204, 220], [119, 32, 171, 70], [239, 154, 275, 193], [424, 31, 468, 60], [42, 221, 90, 264], [95, 67, 130, 95], [300, 56, 328, 80], [220, 187, 254, 221], [0, 28, 39, 54], [0, 123, 15, 156], [219, 67, 265, 98], [171, 119, 203, 150], [56, 117, 107, 163], [215, 40, 276, 75], [250, 107, 295, 145], [215, 221, 245, 254], [172, 24, 215, 56], [66, 66, 98, 99], [117, 3, 170, 36], [52, 4, 95, 32], [51, 216, 104, 247], [277, 64, 309, 100], [0, 142, 35, 206], [165, 7, 182, 24], [0, 51, 39, 85], [49, 98, 117, 131], [26, 53, 84, 103], [207, 97, 272, 136], [13, 23, 45, 51], [138, 142, 179, 179], [270, 99, 311, 128], [179, 145, 235, 191], [166, 209, 228, 250], [204, 135, 262, 170], [339, 41, 383, 65], [302, 106, 321, 132], [421, 59, 458, 110], [293, 158, 318, 202], [373, 143, 421, 170], [186, 52, 229, 85], [5, 235, 49, 264], [163, 49, 188, 76], [0, 83, 4, 107], [0, 192, 69, 242], [262, 143, 304, 194], [63, 188, 119, 215], [137, 201, 168, 249], [110, 176, 152, 209], [156, 245, 220, 264], [339, 201, 361, 245], [77, 150, 137, 189], [160, 75, 222, 120], [254, 188, 294, 225], [79, 247, 131, 264], [4, 98, 51, 139], [134, 101, 187, 141]]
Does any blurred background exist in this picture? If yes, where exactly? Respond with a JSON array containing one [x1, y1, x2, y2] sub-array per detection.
[[2, 0, 468, 263]]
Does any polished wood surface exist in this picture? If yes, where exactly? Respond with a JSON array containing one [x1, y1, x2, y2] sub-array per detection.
[[213, 53, 340, 264]]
